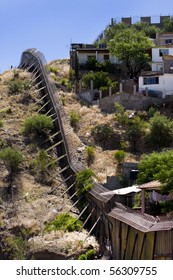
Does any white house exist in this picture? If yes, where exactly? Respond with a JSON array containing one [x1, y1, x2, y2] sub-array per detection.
[[139, 55, 173, 98], [151, 45, 173, 72]]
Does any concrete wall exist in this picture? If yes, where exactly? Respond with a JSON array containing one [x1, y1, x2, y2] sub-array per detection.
[[98, 92, 163, 112]]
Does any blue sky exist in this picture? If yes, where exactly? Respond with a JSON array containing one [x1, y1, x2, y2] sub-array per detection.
[[0, 0, 173, 72]]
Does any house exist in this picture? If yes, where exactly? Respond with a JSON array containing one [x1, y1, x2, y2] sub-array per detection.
[[70, 43, 118, 72], [139, 54, 173, 98]]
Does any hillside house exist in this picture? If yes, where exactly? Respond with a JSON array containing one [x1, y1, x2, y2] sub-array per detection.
[[139, 45, 173, 98], [70, 43, 119, 72]]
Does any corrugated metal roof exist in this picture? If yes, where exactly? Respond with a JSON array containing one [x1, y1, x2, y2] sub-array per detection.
[[139, 180, 161, 190], [108, 203, 173, 232], [101, 185, 141, 196]]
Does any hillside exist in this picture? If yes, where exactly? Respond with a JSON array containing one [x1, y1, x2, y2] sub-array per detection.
[[0, 67, 99, 260]]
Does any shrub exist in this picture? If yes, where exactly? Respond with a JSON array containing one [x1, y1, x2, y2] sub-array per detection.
[[0, 147, 23, 176], [69, 111, 80, 129], [76, 168, 95, 196], [8, 79, 23, 94], [114, 103, 128, 126], [85, 146, 95, 166], [78, 249, 96, 260], [113, 150, 126, 165], [91, 124, 114, 141], [0, 119, 3, 128], [146, 113, 173, 150], [49, 66, 59, 75], [22, 114, 53, 139], [44, 213, 82, 232], [82, 71, 115, 90]]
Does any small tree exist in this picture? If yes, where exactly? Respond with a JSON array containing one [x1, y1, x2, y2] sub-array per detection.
[[113, 150, 126, 165], [137, 150, 173, 193], [114, 103, 128, 126], [0, 147, 23, 184], [127, 116, 146, 152], [147, 113, 173, 150]]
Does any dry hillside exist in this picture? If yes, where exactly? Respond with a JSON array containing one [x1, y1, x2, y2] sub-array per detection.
[[0, 67, 99, 260]]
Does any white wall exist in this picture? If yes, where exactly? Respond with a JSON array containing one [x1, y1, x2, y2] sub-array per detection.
[[139, 74, 173, 98], [152, 47, 173, 63], [77, 51, 118, 64]]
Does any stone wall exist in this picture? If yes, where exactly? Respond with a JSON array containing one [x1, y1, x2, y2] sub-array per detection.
[[98, 92, 163, 112]]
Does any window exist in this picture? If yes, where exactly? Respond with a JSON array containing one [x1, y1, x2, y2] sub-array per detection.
[[143, 77, 159, 85], [104, 54, 109, 61], [165, 39, 172, 44], [159, 49, 169, 56]]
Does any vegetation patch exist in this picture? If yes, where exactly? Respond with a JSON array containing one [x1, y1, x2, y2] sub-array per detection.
[[44, 213, 82, 233]]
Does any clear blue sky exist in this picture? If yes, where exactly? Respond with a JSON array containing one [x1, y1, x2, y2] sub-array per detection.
[[0, 0, 173, 72]]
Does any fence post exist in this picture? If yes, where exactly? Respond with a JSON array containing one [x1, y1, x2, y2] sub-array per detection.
[[79, 79, 82, 93], [119, 82, 123, 93], [145, 87, 148, 96], [90, 80, 94, 94], [109, 86, 112, 97], [133, 84, 136, 94]]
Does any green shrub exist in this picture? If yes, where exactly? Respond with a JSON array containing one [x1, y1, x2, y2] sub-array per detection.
[[45, 213, 82, 232], [91, 124, 114, 141], [137, 150, 173, 193], [0, 147, 23, 176], [8, 79, 23, 94], [159, 201, 173, 213], [78, 254, 87, 260], [113, 150, 126, 165], [22, 114, 53, 138], [76, 168, 95, 196], [49, 67, 59, 75], [85, 146, 95, 165], [69, 111, 80, 129], [78, 249, 96, 260], [82, 71, 115, 90], [30, 149, 55, 173], [0, 119, 3, 128], [147, 112, 173, 150], [114, 102, 128, 126]]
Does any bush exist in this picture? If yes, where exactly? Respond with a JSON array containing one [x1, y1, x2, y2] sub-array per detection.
[[147, 113, 173, 150], [78, 249, 96, 260], [76, 168, 95, 196], [8, 79, 23, 94], [91, 124, 114, 141], [0, 147, 23, 176], [85, 146, 95, 165], [113, 150, 126, 165], [82, 71, 115, 90], [114, 103, 129, 126], [30, 149, 56, 179], [22, 114, 53, 139], [69, 111, 80, 129], [45, 213, 82, 232]]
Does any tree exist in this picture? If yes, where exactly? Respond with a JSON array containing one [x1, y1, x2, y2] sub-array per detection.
[[0, 147, 23, 185], [147, 113, 173, 150], [82, 71, 115, 90], [137, 150, 173, 193], [162, 17, 173, 32], [113, 150, 126, 165], [107, 28, 154, 78], [127, 116, 147, 152]]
